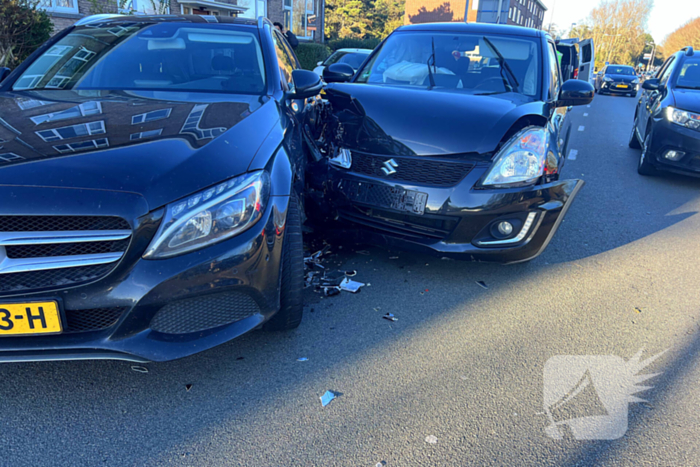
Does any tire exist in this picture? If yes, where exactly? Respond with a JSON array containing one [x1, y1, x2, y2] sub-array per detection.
[[264, 195, 304, 331], [628, 117, 642, 149], [638, 131, 657, 176]]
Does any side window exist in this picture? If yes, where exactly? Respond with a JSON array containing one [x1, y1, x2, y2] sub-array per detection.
[[272, 30, 296, 90], [656, 57, 674, 80], [547, 42, 562, 100], [658, 57, 676, 85]]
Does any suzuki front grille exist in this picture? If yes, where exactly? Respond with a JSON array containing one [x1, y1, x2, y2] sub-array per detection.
[[0, 216, 131, 294]]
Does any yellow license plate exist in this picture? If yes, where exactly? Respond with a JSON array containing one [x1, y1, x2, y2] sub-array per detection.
[[0, 302, 62, 336], [616, 84, 629, 88]]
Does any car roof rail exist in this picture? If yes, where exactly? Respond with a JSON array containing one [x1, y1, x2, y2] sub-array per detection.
[[74, 14, 125, 26], [681, 46, 694, 56]]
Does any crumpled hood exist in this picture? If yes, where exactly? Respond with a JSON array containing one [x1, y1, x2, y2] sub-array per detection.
[[0, 90, 278, 209], [324, 83, 537, 158], [671, 87, 700, 113]]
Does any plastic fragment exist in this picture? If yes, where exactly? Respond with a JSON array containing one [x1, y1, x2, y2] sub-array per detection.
[[297, 357, 308, 362], [320, 390, 337, 407], [356, 250, 370, 255], [634, 307, 642, 313], [425, 435, 438, 444], [383, 313, 398, 322], [339, 277, 364, 293], [185, 384, 193, 391], [131, 366, 148, 373], [476, 280, 489, 289]]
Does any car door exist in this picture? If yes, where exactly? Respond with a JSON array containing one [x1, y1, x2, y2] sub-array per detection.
[[578, 39, 594, 82], [639, 56, 675, 136]]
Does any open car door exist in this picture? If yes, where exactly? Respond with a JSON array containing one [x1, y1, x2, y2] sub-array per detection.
[[578, 39, 595, 82]]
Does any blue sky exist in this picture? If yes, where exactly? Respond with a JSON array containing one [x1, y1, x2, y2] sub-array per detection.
[[541, 0, 700, 43]]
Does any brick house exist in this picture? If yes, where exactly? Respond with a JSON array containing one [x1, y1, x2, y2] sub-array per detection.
[[41, 0, 325, 42], [405, 0, 546, 30]]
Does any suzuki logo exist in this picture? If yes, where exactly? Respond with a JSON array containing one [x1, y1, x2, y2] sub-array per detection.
[[381, 159, 399, 176]]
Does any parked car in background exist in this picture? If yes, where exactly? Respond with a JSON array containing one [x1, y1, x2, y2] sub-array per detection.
[[630, 47, 700, 176], [313, 48, 372, 77], [308, 22, 594, 264], [595, 64, 640, 96], [0, 15, 324, 362]]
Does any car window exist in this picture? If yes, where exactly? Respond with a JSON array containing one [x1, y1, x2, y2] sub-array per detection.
[[676, 58, 700, 89], [655, 57, 674, 80], [325, 52, 369, 69], [604, 66, 635, 76], [658, 57, 676, 85], [355, 32, 541, 98], [547, 42, 561, 101], [272, 29, 296, 90], [13, 23, 266, 94]]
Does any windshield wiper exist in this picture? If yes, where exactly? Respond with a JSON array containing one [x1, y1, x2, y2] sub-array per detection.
[[426, 37, 436, 89], [482, 36, 519, 93]]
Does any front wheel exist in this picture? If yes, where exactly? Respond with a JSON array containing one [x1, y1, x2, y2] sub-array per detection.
[[264, 195, 304, 331], [638, 132, 657, 176]]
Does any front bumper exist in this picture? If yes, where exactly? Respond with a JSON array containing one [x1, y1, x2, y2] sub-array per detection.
[[0, 186, 290, 363], [321, 166, 583, 264], [601, 82, 638, 93], [647, 118, 700, 175]]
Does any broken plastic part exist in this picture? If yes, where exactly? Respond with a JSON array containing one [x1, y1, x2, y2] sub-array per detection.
[[320, 390, 337, 407], [476, 281, 489, 289], [425, 435, 438, 444], [131, 366, 148, 373], [297, 357, 309, 362], [383, 313, 398, 322], [339, 277, 364, 293]]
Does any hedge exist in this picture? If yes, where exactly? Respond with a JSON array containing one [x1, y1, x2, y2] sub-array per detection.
[[295, 43, 332, 70], [327, 38, 382, 52]]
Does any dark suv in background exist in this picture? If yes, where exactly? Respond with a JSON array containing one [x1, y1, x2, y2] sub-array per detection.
[[0, 15, 323, 362], [630, 47, 700, 176]]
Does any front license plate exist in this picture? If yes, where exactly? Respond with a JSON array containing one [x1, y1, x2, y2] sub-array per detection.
[[0, 302, 62, 336], [342, 181, 428, 215], [616, 84, 629, 88]]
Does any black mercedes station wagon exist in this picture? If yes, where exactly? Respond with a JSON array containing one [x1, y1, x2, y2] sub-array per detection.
[[0, 16, 324, 362], [630, 47, 700, 176], [308, 23, 594, 264]]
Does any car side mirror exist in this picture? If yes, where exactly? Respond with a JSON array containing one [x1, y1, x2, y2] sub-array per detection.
[[556, 79, 594, 107], [323, 63, 354, 83], [642, 78, 660, 91], [0, 67, 10, 83], [288, 69, 323, 100]]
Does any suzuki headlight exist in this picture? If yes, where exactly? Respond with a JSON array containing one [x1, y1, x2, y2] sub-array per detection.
[[482, 127, 548, 187], [603, 76, 613, 82], [144, 171, 270, 259], [666, 107, 700, 131]]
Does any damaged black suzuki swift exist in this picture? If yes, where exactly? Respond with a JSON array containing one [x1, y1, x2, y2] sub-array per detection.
[[307, 22, 594, 263], [0, 15, 325, 362]]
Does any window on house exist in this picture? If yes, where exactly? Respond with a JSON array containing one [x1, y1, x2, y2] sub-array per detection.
[[132, 109, 172, 124], [30, 102, 103, 125], [0, 153, 23, 162], [36, 121, 106, 142], [38, 0, 78, 14], [285, 0, 314, 40], [54, 138, 109, 154], [130, 129, 163, 140]]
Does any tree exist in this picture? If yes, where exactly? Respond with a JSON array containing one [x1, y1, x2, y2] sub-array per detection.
[[325, 0, 405, 41], [662, 17, 700, 57], [0, 0, 52, 67], [573, 0, 654, 69]]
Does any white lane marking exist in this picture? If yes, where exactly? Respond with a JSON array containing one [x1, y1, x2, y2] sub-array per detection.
[[578, 126, 585, 131], [583, 113, 589, 116], [569, 149, 578, 160]]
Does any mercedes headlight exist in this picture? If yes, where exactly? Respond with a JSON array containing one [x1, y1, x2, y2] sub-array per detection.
[[666, 107, 700, 131], [482, 127, 548, 187], [143, 171, 271, 259]]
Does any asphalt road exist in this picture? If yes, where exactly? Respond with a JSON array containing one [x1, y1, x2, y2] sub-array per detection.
[[3, 91, 700, 467]]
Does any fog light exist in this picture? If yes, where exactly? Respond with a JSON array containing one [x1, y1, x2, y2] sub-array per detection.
[[664, 150, 685, 161], [497, 221, 513, 236]]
